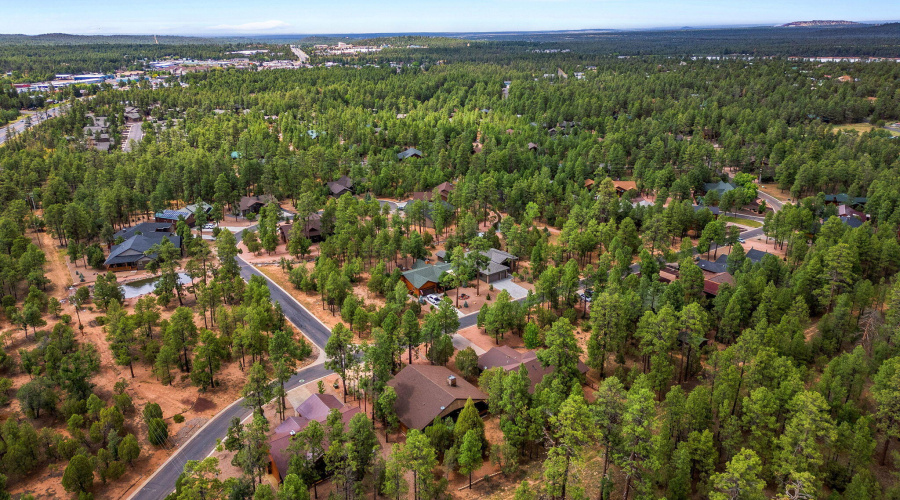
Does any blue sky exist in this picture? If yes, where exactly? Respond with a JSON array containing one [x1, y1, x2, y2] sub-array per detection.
[[3, 0, 899, 35]]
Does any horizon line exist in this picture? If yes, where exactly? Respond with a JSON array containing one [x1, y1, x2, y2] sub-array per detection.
[[3, 20, 899, 38]]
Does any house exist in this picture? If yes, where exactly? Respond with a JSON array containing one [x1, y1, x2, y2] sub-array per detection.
[[113, 222, 173, 243], [401, 261, 452, 296], [397, 148, 423, 160], [152, 202, 212, 227], [434, 181, 455, 201], [478, 346, 589, 393], [696, 255, 728, 274], [693, 204, 721, 216], [155, 209, 194, 226], [836, 205, 866, 219], [238, 194, 278, 216], [435, 247, 519, 282], [268, 394, 361, 482], [840, 216, 864, 229], [745, 248, 773, 264], [704, 181, 736, 196], [124, 106, 141, 122], [411, 182, 455, 203], [104, 232, 181, 271], [584, 179, 595, 190], [703, 272, 735, 296], [279, 213, 323, 242], [386, 364, 487, 431], [326, 176, 353, 198], [823, 194, 867, 206], [527, 142, 539, 151], [612, 180, 637, 197]]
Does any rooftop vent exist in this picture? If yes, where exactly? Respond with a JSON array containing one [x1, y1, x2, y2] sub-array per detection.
[[447, 375, 457, 387], [289, 430, 295, 436]]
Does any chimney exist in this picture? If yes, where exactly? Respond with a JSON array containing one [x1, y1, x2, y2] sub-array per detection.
[[447, 375, 457, 387], [289, 430, 295, 436]]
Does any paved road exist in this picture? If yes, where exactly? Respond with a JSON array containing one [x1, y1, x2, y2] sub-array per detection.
[[131, 234, 522, 500], [757, 190, 784, 212], [236, 257, 333, 348], [129, 255, 334, 500], [123, 121, 144, 152], [0, 104, 69, 145], [129, 363, 330, 500]]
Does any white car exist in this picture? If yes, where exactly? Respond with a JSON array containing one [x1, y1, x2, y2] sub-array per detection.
[[202, 223, 216, 230], [738, 237, 746, 243], [425, 294, 443, 306]]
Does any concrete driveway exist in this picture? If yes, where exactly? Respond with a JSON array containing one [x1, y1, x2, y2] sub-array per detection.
[[490, 278, 528, 299]]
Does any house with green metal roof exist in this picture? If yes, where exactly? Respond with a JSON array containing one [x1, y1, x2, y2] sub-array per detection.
[[401, 261, 452, 296], [703, 181, 736, 196]]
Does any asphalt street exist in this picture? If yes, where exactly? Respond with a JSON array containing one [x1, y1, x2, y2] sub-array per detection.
[[0, 104, 69, 145], [129, 254, 334, 500]]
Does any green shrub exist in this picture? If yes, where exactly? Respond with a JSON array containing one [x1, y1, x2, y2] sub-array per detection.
[[173, 414, 185, 424]]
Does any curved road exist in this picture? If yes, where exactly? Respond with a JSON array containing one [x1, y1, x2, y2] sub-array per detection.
[[131, 234, 500, 500], [0, 104, 69, 145], [129, 255, 333, 500]]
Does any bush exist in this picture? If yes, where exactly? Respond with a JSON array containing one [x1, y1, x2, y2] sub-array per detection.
[[142, 402, 163, 421], [147, 418, 169, 446], [173, 414, 185, 424]]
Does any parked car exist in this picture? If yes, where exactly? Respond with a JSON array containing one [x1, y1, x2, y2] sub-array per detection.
[[579, 289, 594, 302], [202, 223, 216, 230], [425, 294, 443, 306], [738, 237, 746, 243]]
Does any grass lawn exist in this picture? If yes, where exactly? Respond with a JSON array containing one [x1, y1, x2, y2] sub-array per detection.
[[833, 123, 900, 137], [722, 215, 763, 228]]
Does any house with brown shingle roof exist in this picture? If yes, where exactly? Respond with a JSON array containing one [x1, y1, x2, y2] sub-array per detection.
[[478, 346, 589, 393], [387, 364, 487, 431], [268, 394, 362, 482], [279, 213, 323, 242], [238, 194, 278, 216], [326, 176, 353, 197], [612, 180, 637, 197]]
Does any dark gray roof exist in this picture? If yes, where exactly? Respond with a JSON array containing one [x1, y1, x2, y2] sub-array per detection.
[[840, 216, 864, 229], [696, 259, 727, 274], [104, 233, 180, 266], [397, 148, 423, 160], [745, 248, 772, 263], [693, 204, 721, 215], [114, 222, 172, 241], [155, 209, 191, 221]]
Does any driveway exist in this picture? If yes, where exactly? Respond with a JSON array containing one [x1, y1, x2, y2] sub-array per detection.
[[489, 278, 529, 300]]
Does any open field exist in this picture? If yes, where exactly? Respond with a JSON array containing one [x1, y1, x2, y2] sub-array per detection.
[[832, 122, 900, 136]]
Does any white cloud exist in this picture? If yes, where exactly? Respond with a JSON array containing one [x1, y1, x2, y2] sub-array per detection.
[[209, 20, 291, 32]]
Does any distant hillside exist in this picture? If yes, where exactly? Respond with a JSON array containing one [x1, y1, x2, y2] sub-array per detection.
[[0, 33, 244, 45], [780, 20, 862, 27]]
